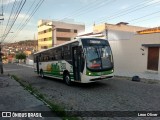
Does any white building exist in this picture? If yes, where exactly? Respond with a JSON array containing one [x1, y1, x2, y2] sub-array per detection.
[[109, 32, 160, 80], [88, 23, 160, 80]]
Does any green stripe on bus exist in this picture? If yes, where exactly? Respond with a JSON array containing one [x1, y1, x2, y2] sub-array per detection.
[[44, 73, 63, 78], [86, 69, 113, 76]]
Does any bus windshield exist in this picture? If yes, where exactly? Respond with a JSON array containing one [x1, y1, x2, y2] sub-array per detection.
[[82, 38, 113, 71], [86, 46, 113, 71]]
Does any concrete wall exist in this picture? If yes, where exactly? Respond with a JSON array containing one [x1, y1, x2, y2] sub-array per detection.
[[93, 23, 146, 33], [26, 59, 34, 66], [109, 33, 160, 77]]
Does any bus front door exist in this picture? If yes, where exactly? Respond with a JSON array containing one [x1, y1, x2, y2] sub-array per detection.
[[72, 46, 81, 81]]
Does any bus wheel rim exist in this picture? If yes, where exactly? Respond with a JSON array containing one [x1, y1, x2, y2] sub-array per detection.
[[65, 75, 70, 83], [41, 71, 44, 77]]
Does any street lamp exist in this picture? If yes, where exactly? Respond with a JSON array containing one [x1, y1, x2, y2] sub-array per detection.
[[46, 24, 56, 47], [0, 32, 13, 74]]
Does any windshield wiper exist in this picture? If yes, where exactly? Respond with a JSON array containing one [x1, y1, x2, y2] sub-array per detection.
[[95, 47, 102, 69]]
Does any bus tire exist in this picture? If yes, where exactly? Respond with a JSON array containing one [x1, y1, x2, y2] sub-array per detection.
[[64, 73, 72, 86], [40, 70, 44, 78]]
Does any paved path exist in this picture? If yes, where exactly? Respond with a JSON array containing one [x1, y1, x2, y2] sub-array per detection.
[[0, 75, 61, 120], [4, 63, 160, 120]]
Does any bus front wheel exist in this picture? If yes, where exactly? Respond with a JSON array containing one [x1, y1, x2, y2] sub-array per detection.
[[64, 73, 72, 86]]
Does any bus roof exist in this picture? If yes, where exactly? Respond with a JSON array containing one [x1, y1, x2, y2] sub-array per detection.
[[34, 38, 79, 55], [34, 37, 107, 55]]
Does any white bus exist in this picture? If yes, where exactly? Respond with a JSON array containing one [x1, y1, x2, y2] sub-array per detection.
[[34, 38, 114, 85]]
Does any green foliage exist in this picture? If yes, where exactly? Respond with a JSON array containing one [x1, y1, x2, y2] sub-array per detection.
[[15, 53, 26, 60]]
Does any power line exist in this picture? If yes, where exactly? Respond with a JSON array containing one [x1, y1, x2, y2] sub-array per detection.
[[6, 0, 45, 43], [2, 0, 17, 39], [59, 0, 102, 20], [94, 0, 148, 23], [128, 10, 160, 23], [4, 0, 160, 43], [1, 0, 26, 43], [131, 14, 160, 25], [61, 0, 115, 19], [6, 0, 148, 42], [83, 0, 160, 30], [6, 0, 37, 42], [99, 0, 160, 24]]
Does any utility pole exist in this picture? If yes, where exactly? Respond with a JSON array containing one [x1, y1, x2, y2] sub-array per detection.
[[0, 32, 13, 74], [0, 17, 4, 74], [0, 2, 4, 74], [0, 43, 3, 74]]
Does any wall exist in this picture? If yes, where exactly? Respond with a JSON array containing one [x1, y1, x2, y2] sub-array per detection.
[[26, 59, 33, 65], [109, 33, 160, 78]]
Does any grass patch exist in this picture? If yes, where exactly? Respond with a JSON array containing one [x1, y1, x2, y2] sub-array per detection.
[[10, 74, 79, 120]]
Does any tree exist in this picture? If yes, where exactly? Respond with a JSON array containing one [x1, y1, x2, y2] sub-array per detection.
[[16, 53, 26, 60]]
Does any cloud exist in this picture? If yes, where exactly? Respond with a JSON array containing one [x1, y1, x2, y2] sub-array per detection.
[[3, 13, 30, 21], [79, 0, 96, 4], [119, 4, 130, 10], [146, 0, 160, 5], [17, 13, 30, 19], [3, 0, 21, 5]]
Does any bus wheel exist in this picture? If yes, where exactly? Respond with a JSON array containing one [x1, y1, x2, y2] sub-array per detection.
[[64, 73, 72, 86], [40, 70, 44, 78]]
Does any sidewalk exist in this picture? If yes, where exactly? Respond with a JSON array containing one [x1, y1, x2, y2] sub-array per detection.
[[16, 63, 34, 68], [0, 75, 61, 120]]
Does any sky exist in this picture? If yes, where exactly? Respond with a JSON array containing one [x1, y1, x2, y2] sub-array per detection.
[[1, 0, 160, 42]]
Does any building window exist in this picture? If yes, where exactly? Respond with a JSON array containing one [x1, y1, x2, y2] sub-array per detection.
[[49, 37, 52, 40], [74, 30, 77, 33], [49, 28, 52, 32], [56, 28, 71, 32], [41, 46, 48, 49], [38, 31, 43, 35], [57, 37, 71, 41]]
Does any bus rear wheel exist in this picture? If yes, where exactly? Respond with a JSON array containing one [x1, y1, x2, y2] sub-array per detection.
[[40, 70, 44, 78], [64, 73, 72, 86]]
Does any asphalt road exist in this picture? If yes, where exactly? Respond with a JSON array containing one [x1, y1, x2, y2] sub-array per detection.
[[4, 63, 160, 119]]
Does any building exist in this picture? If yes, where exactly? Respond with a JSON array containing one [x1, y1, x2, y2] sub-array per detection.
[[2, 40, 37, 63], [93, 23, 160, 80], [79, 22, 146, 40], [38, 19, 85, 51], [80, 22, 160, 80], [92, 22, 146, 39]]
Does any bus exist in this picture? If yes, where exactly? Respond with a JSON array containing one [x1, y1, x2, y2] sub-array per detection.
[[34, 38, 114, 85]]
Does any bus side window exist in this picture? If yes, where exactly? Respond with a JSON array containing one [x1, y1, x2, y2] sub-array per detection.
[[61, 52, 64, 59]]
